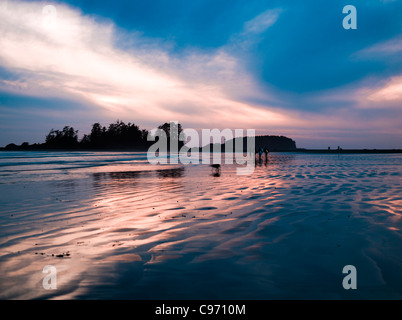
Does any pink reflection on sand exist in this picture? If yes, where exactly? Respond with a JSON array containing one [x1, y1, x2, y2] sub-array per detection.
[[1, 153, 402, 299]]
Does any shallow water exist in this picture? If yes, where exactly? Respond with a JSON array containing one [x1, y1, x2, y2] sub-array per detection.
[[0, 151, 401, 299]]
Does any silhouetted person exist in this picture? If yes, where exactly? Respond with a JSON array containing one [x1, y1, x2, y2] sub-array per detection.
[[256, 147, 263, 161], [210, 164, 221, 176], [264, 147, 269, 158]]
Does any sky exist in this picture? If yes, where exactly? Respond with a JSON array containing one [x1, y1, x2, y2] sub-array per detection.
[[0, 0, 401, 149]]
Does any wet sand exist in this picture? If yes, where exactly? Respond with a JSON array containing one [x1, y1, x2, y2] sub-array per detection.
[[0, 152, 401, 299]]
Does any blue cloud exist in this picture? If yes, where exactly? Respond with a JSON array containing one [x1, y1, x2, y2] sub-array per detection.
[[0, 91, 88, 111], [62, 0, 402, 95], [251, 1, 402, 94]]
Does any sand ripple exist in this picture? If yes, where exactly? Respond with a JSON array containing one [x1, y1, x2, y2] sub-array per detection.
[[0, 152, 401, 299]]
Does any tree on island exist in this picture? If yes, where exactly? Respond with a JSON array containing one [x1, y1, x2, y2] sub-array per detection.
[[82, 120, 150, 149], [41, 120, 154, 150], [157, 122, 183, 140], [45, 126, 79, 148], [156, 122, 185, 149]]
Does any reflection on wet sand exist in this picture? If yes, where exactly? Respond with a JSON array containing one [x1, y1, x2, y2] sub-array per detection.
[[157, 167, 185, 179], [0, 152, 401, 299]]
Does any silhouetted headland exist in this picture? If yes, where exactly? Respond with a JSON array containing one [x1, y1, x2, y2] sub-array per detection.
[[198, 135, 297, 153], [293, 148, 402, 154]]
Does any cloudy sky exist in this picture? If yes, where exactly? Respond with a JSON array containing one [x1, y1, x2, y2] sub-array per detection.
[[0, 0, 401, 148]]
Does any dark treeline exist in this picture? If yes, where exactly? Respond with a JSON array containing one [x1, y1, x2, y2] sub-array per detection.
[[79, 120, 150, 149], [4, 120, 181, 151], [2, 120, 301, 152]]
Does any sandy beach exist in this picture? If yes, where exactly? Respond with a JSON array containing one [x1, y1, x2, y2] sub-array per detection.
[[0, 151, 401, 299]]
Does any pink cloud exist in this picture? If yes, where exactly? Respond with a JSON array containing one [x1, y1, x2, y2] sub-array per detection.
[[0, 0, 296, 131], [366, 76, 402, 102]]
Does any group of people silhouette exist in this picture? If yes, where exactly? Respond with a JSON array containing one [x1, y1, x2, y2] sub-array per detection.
[[256, 146, 269, 161]]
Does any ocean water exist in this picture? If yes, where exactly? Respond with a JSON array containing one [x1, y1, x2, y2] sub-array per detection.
[[0, 151, 401, 299]]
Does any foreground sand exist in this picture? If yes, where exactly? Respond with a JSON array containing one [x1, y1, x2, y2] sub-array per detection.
[[0, 152, 401, 299]]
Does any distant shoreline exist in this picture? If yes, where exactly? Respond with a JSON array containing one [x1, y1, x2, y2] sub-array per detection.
[[293, 149, 402, 154], [1, 147, 401, 154]]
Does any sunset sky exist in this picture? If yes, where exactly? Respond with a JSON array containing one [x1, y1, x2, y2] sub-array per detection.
[[0, 0, 401, 148]]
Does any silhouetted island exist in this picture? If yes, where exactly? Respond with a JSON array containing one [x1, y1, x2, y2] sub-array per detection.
[[1, 120, 299, 152], [2, 121, 182, 151], [2, 120, 401, 153]]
